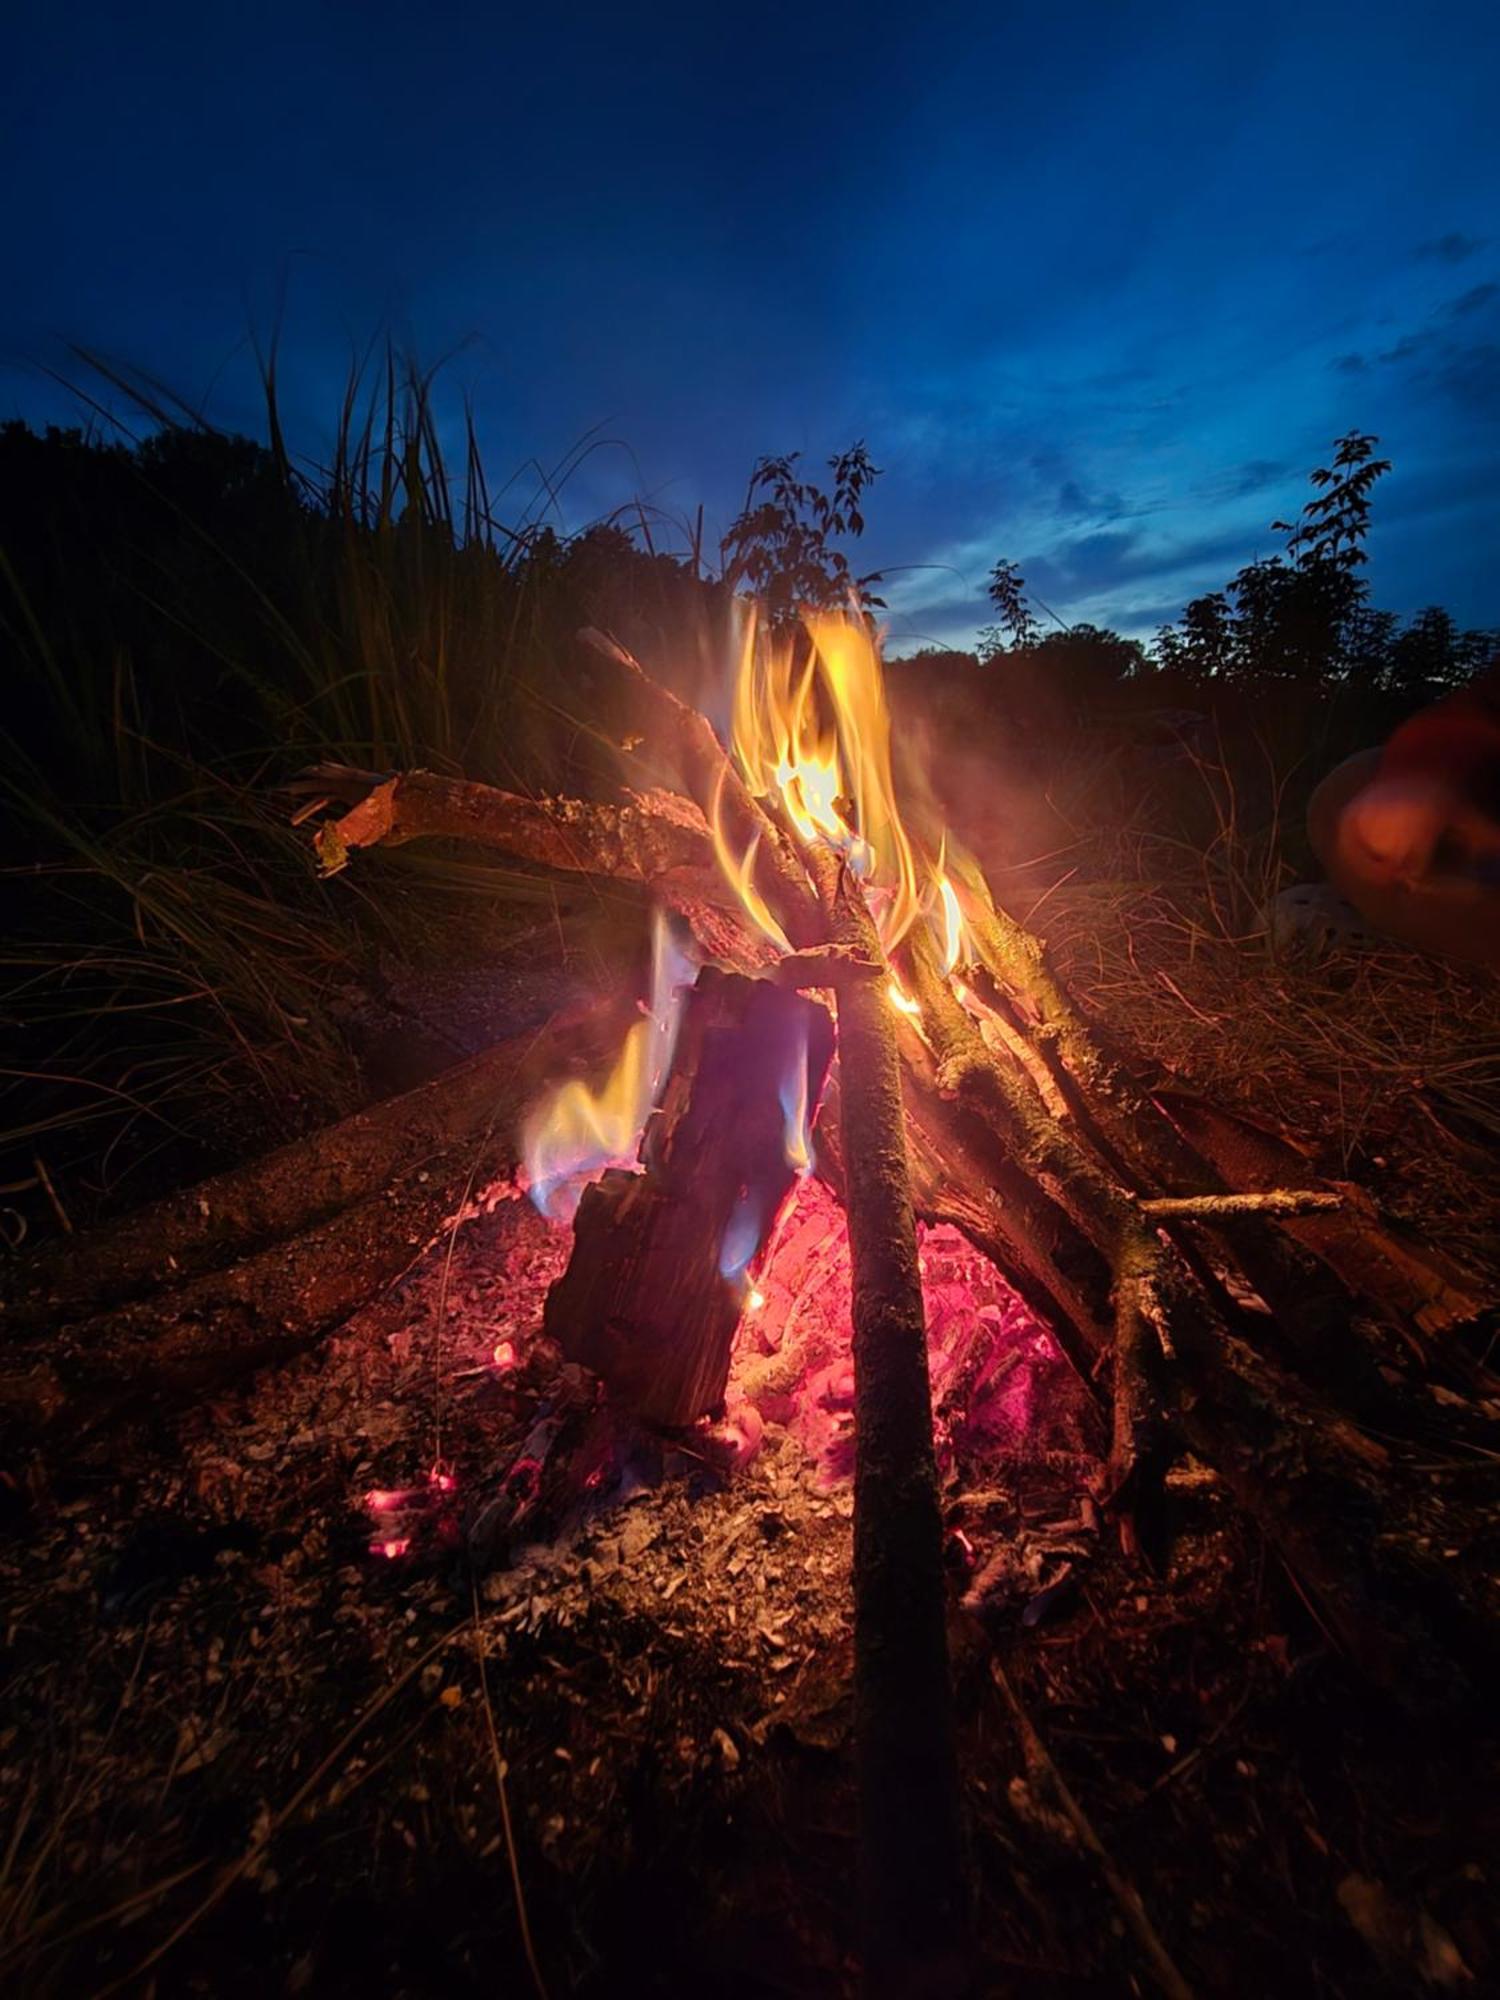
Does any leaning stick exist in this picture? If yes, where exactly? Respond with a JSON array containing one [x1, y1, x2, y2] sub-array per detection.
[[810, 851, 970, 1998]]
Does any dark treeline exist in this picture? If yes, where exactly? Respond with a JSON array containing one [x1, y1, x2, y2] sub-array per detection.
[[6, 413, 1493, 821], [901, 432, 1498, 719]]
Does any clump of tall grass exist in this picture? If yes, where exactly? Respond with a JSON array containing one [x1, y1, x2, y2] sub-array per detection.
[[0, 347, 699, 1232]]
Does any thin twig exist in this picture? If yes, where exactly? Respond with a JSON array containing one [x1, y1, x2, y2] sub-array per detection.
[[1139, 1190, 1344, 1218], [990, 1658, 1196, 2000], [32, 1154, 73, 1234], [470, 1584, 550, 2000]]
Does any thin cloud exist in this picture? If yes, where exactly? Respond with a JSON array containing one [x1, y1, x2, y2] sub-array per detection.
[[1448, 281, 1499, 317], [1415, 232, 1487, 264]]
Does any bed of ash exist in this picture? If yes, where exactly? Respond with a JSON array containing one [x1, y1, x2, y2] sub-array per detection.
[[362, 1174, 1103, 1616], [8, 1165, 1492, 1996]]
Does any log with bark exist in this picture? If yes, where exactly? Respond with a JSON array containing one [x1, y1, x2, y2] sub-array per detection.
[[0, 1006, 622, 1435], [807, 848, 970, 1996]]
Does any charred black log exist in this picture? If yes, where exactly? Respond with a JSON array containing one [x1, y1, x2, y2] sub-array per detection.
[[545, 968, 834, 1429]]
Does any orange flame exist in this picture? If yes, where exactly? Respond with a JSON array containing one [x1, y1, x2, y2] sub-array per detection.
[[936, 872, 964, 973], [886, 976, 922, 1019], [713, 607, 921, 954], [931, 838, 972, 977], [523, 910, 695, 1220]]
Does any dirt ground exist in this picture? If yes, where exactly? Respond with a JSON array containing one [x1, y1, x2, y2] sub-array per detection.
[[3, 923, 1499, 1998]]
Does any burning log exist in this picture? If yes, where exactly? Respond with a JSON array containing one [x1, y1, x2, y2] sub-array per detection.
[[543, 967, 833, 1428]]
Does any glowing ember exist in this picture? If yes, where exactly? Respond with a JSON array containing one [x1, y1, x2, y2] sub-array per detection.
[[506, 1456, 543, 1502], [492, 1337, 518, 1369], [371, 1537, 410, 1560], [523, 909, 696, 1221], [698, 1399, 765, 1472], [712, 1176, 1091, 1489]]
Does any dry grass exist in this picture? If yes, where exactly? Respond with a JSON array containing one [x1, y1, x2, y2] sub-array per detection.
[[1032, 778, 1500, 1279]]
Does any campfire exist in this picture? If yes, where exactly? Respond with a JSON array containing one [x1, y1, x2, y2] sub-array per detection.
[[310, 609, 1486, 1988], [8, 607, 1494, 1995]]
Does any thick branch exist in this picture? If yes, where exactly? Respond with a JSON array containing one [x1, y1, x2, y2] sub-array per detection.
[[0, 1013, 611, 1437], [1, 1174, 480, 1436], [2, 1012, 620, 1334], [314, 772, 725, 899]]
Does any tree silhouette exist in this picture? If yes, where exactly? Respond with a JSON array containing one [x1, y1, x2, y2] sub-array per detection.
[[1162, 431, 1394, 681], [1273, 430, 1391, 576], [979, 557, 1040, 655], [719, 444, 884, 628]]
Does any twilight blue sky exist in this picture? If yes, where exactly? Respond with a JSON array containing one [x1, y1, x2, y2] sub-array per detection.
[[4, 0, 1498, 648]]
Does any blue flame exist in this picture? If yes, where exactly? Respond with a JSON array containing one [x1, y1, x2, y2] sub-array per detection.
[[777, 1019, 815, 1177], [718, 1187, 764, 1285], [523, 909, 697, 1221]]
